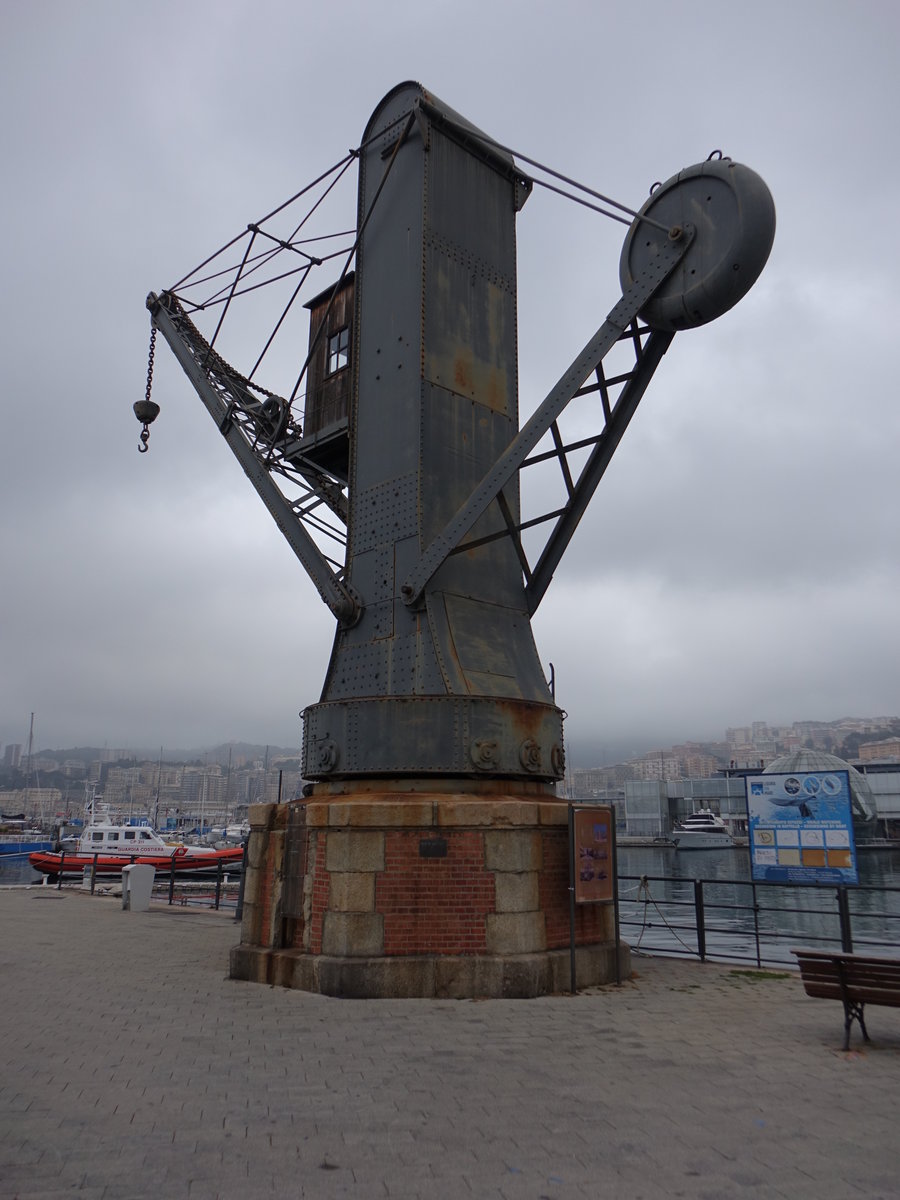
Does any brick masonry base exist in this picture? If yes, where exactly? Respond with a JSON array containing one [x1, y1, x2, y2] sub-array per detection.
[[230, 792, 630, 999]]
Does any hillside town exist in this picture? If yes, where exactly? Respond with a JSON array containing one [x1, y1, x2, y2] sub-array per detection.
[[0, 742, 301, 833], [564, 716, 900, 796], [2, 716, 898, 837]]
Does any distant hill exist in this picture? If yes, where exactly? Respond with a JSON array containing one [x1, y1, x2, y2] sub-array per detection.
[[203, 743, 301, 767], [36, 742, 300, 765]]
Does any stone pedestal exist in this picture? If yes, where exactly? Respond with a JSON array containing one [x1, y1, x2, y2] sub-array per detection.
[[230, 789, 628, 998]]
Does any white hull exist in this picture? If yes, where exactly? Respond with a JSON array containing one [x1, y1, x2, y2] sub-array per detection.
[[68, 800, 221, 861], [673, 809, 735, 850], [672, 831, 735, 850]]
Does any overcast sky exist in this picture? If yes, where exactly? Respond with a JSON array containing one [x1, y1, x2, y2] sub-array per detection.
[[2, 0, 897, 764]]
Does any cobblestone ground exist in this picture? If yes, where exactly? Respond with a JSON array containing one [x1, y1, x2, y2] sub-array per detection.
[[1, 886, 898, 1199]]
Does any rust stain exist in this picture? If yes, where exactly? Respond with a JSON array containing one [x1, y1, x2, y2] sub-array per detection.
[[494, 697, 552, 742], [454, 352, 474, 393], [486, 368, 504, 413]]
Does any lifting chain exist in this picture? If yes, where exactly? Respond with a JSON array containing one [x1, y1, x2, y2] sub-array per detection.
[[145, 323, 156, 405], [135, 325, 160, 453]]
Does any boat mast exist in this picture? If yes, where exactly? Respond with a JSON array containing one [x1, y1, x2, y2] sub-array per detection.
[[153, 746, 162, 830], [23, 713, 34, 826], [225, 746, 233, 825]]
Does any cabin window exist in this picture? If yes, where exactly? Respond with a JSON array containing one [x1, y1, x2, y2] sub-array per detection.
[[124, 830, 136, 842], [108, 832, 119, 842], [140, 830, 153, 840], [326, 326, 350, 376], [91, 831, 103, 843]]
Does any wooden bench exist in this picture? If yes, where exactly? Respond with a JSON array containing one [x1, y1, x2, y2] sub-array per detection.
[[793, 949, 900, 1050]]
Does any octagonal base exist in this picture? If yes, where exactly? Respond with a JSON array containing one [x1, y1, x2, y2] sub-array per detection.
[[229, 788, 628, 998]]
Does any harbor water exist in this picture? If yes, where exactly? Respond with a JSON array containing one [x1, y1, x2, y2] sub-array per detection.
[[617, 843, 900, 965], [0, 852, 49, 885]]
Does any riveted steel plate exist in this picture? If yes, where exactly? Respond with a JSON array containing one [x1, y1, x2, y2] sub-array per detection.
[[353, 472, 418, 555], [303, 696, 564, 780], [303, 82, 565, 782]]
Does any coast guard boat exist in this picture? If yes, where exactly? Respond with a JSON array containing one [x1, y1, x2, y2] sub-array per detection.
[[29, 805, 244, 879], [671, 809, 735, 850]]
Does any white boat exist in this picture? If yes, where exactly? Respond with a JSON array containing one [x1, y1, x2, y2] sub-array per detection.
[[29, 802, 243, 878], [205, 821, 251, 845], [672, 809, 735, 850]]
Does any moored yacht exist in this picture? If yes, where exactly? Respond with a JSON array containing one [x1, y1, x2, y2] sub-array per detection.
[[672, 809, 735, 850]]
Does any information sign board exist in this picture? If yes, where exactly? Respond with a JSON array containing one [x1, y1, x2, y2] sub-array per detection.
[[745, 770, 858, 885], [572, 806, 615, 904]]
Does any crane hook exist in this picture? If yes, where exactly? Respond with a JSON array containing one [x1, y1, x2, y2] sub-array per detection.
[[135, 325, 160, 453]]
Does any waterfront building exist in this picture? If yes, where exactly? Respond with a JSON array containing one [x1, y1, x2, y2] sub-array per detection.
[[856, 763, 900, 837], [858, 737, 900, 763], [632, 754, 683, 782], [671, 744, 723, 778], [624, 777, 749, 838], [621, 749, 900, 840], [0, 787, 63, 823]]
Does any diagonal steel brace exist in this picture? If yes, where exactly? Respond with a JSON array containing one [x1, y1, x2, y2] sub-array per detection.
[[400, 225, 694, 608], [147, 292, 360, 625]]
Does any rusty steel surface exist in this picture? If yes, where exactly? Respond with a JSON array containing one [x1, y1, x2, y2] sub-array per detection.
[[303, 83, 564, 784], [146, 83, 774, 790]]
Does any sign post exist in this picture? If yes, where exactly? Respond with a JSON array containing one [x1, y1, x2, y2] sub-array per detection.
[[568, 805, 620, 993], [745, 770, 858, 885]]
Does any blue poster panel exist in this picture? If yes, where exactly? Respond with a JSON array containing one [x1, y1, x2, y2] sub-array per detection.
[[745, 770, 858, 885]]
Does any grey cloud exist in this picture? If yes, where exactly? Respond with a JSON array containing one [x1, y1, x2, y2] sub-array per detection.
[[2, 0, 897, 758]]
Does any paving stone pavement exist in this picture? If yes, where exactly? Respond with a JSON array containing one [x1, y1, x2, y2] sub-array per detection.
[[1, 886, 898, 1200]]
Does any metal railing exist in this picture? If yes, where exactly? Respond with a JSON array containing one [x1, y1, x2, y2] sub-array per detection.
[[74, 853, 243, 912], [619, 873, 900, 968], [151, 871, 242, 912]]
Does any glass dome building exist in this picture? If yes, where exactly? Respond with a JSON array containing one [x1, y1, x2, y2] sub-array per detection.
[[764, 749, 876, 824]]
